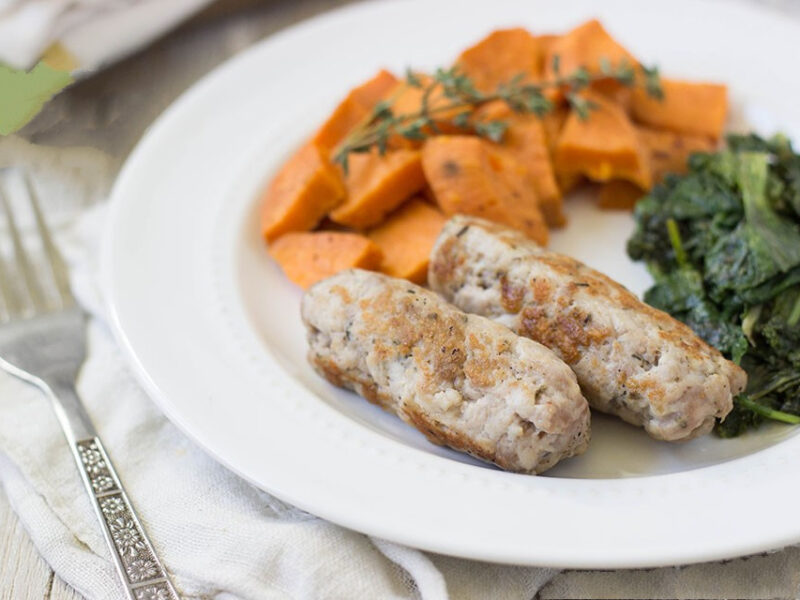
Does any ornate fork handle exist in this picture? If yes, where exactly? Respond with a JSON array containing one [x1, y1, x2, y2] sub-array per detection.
[[73, 436, 179, 600], [0, 174, 179, 599]]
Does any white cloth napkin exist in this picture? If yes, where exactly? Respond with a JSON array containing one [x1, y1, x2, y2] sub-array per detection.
[[0, 0, 212, 71], [2, 134, 800, 600]]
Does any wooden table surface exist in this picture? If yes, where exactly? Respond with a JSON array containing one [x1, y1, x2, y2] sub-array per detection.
[[1, 0, 798, 598]]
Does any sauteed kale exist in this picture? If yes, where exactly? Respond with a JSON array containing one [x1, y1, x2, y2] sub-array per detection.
[[628, 134, 800, 436]]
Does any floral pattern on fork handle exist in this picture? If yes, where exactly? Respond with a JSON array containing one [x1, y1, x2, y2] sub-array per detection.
[[76, 438, 179, 600]]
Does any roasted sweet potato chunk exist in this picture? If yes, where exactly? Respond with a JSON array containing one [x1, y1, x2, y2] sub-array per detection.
[[555, 92, 651, 189], [631, 79, 728, 140], [367, 198, 446, 283], [422, 136, 548, 245], [269, 231, 382, 289], [313, 70, 398, 152], [385, 76, 467, 147], [543, 19, 637, 81], [598, 180, 645, 210], [475, 101, 565, 227], [638, 126, 716, 182], [330, 149, 426, 228], [541, 105, 570, 152], [456, 28, 543, 94], [261, 143, 345, 242]]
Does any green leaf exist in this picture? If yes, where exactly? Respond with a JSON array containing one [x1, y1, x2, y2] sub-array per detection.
[[704, 152, 800, 294], [566, 93, 597, 121], [613, 59, 636, 87], [628, 133, 800, 436], [333, 151, 349, 175], [398, 118, 429, 141], [569, 67, 591, 90], [0, 61, 73, 135], [451, 111, 471, 129], [474, 120, 508, 143], [640, 64, 664, 100], [405, 68, 423, 88], [371, 100, 393, 120]]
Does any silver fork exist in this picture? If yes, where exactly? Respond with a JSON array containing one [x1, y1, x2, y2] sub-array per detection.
[[0, 175, 179, 600]]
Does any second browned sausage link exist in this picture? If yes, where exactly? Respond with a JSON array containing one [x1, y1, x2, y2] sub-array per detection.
[[428, 216, 746, 442]]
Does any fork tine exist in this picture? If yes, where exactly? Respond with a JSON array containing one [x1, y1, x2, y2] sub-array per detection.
[[24, 175, 74, 308], [0, 187, 47, 313]]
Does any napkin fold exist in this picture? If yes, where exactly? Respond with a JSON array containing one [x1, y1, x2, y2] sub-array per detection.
[[2, 135, 800, 600], [0, 0, 213, 72]]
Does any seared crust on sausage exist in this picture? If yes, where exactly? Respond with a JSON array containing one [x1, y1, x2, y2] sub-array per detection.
[[429, 216, 747, 441], [301, 269, 591, 473]]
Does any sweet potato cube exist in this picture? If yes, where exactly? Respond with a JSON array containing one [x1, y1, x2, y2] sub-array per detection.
[[261, 143, 345, 242], [313, 70, 398, 152], [386, 76, 467, 147], [269, 231, 382, 289], [637, 126, 716, 182], [475, 101, 565, 227], [631, 79, 728, 140], [367, 198, 446, 284], [422, 136, 548, 245], [542, 105, 570, 154], [330, 149, 426, 229], [595, 84, 633, 114], [555, 92, 652, 189], [598, 180, 645, 210], [541, 105, 584, 194], [543, 19, 637, 81], [456, 28, 543, 94], [536, 34, 560, 61]]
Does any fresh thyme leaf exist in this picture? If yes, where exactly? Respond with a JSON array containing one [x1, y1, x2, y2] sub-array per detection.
[[569, 66, 592, 91], [405, 68, 423, 88], [375, 121, 390, 155], [521, 91, 553, 116], [551, 53, 561, 75], [640, 64, 664, 99], [474, 120, 509, 143], [499, 72, 527, 93], [371, 99, 393, 120], [398, 118, 430, 140], [451, 111, 471, 129], [332, 56, 662, 168], [334, 152, 349, 175], [613, 59, 636, 87], [566, 93, 597, 121]]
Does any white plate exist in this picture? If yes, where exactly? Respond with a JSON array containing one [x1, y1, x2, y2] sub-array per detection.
[[104, 0, 800, 568]]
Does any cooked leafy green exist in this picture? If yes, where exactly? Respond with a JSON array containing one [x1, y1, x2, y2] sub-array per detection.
[[627, 134, 800, 436]]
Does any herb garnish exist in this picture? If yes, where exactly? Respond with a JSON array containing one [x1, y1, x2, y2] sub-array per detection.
[[333, 57, 663, 173], [628, 134, 800, 436]]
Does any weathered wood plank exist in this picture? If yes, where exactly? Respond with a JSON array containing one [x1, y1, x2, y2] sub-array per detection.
[[0, 489, 54, 599]]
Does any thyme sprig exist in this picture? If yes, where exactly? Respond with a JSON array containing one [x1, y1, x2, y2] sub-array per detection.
[[333, 57, 663, 173]]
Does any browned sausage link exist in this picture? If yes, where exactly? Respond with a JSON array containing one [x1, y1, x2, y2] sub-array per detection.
[[301, 269, 591, 473], [428, 216, 746, 442]]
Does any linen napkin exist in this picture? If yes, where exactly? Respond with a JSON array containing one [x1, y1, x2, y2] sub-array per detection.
[[0, 0, 213, 72], [2, 133, 800, 600]]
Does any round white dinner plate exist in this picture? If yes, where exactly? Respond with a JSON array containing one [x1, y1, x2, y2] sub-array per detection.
[[104, 0, 800, 568]]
